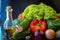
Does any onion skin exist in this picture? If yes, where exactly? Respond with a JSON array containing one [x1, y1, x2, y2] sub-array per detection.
[[45, 29, 55, 39], [56, 30, 60, 38]]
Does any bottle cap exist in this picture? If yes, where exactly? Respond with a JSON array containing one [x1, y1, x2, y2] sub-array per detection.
[[6, 6, 13, 12]]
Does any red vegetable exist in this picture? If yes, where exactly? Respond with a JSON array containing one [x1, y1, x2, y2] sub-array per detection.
[[29, 19, 46, 32], [18, 13, 24, 18], [56, 15, 60, 18], [56, 14, 60, 18]]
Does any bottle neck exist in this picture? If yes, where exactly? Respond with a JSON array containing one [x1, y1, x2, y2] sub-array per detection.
[[6, 11, 13, 20]]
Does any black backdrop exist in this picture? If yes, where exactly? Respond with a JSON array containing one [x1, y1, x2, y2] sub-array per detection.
[[7, 0, 60, 19]]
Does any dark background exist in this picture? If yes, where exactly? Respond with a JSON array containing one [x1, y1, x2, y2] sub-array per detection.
[[7, 0, 60, 19]]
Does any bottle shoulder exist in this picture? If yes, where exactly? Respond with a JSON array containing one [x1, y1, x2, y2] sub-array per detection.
[[5, 18, 12, 21], [4, 19, 13, 26]]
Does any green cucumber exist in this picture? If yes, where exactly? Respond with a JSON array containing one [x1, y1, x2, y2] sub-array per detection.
[[12, 30, 30, 40]]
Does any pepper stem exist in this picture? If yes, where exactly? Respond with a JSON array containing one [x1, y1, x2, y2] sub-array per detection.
[[36, 23, 40, 26]]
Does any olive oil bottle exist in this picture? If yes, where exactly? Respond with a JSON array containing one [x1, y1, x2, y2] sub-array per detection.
[[3, 6, 15, 40]]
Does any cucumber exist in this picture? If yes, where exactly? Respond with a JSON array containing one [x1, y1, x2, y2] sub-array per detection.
[[12, 30, 30, 40], [12, 18, 29, 30]]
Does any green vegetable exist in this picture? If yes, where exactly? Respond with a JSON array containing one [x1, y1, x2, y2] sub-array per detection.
[[22, 2, 56, 20], [47, 19, 60, 31], [12, 19, 19, 28], [12, 18, 29, 30], [23, 4, 39, 20], [44, 6, 56, 19], [12, 30, 30, 40], [39, 3, 56, 20]]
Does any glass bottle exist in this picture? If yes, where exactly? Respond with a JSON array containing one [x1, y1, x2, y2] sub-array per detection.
[[3, 6, 15, 40]]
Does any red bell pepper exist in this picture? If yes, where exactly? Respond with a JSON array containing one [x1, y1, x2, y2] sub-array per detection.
[[29, 19, 46, 32]]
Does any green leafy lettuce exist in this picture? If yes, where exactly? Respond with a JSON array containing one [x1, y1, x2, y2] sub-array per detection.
[[23, 3, 57, 20]]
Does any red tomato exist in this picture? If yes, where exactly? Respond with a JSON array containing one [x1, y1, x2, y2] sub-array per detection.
[[18, 13, 24, 18], [56, 14, 60, 18]]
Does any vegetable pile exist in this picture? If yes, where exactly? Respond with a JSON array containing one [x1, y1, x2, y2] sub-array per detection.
[[23, 3, 56, 20], [12, 3, 60, 40]]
